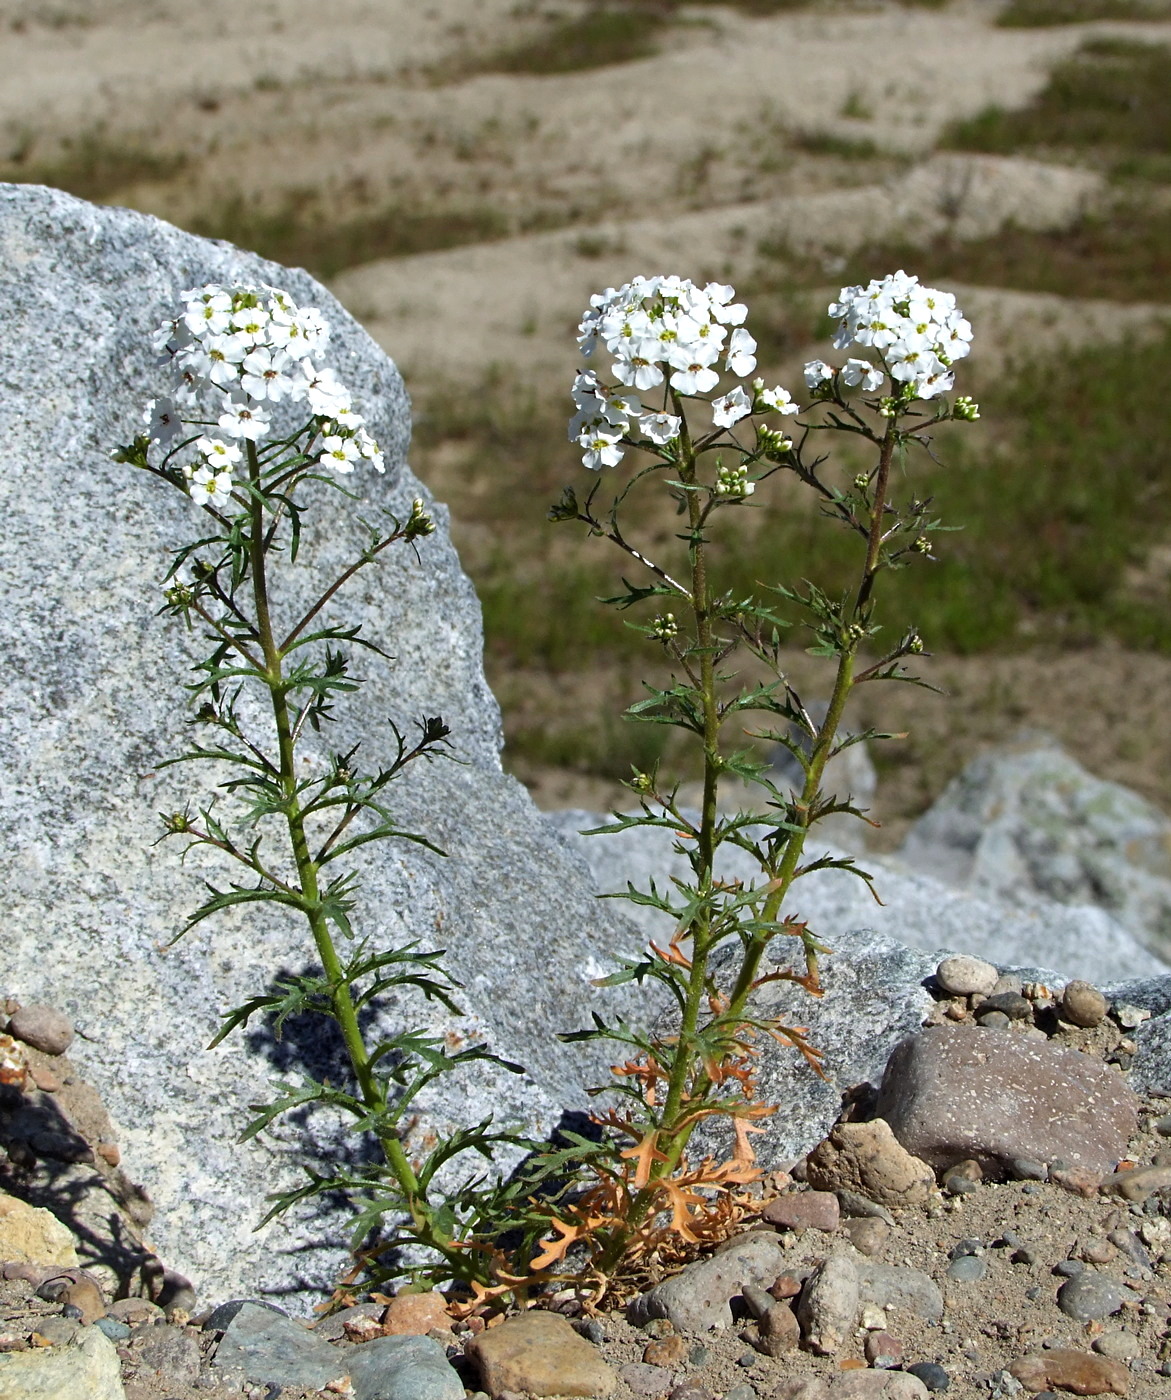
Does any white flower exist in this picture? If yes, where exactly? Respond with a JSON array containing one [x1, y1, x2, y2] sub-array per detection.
[[639, 412, 681, 445], [712, 386, 752, 429], [295, 364, 352, 417], [189, 464, 234, 507], [579, 427, 625, 470], [724, 327, 757, 378], [183, 290, 233, 338], [197, 436, 242, 469], [218, 401, 271, 441], [319, 434, 361, 474], [841, 358, 884, 392], [804, 360, 834, 388], [240, 347, 294, 403], [144, 397, 184, 445], [757, 383, 800, 415]]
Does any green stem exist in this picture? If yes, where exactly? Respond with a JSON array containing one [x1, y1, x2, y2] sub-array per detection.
[[244, 443, 445, 1252]]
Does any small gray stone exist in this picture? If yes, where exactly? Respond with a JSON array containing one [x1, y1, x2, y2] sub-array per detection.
[[139, 1325, 201, 1386], [946, 1255, 986, 1282], [1009, 1158, 1048, 1182], [1053, 1259, 1084, 1277], [7, 1004, 74, 1056], [621, 1361, 675, 1395], [1114, 1003, 1152, 1030], [724, 1386, 757, 1400], [628, 1233, 786, 1333], [905, 1362, 950, 1392], [1092, 1330, 1140, 1361], [211, 1302, 351, 1390], [1153, 1113, 1171, 1137], [977, 993, 1032, 1021], [1061, 981, 1108, 1029], [977, 1011, 1011, 1030], [1056, 1271, 1136, 1322], [936, 957, 999, 998], [345, 1334, 465, 1400], [836, 1191, 896, 1227], [94, 1316, 131, 1341]]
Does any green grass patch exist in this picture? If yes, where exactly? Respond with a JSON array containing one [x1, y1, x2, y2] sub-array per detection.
[[473, 7, 666, 76], [0, 134, 188, 203], [997, 0, 1171, 24], [945, 38, 1171, 170], [760, 197, 1171, 303]]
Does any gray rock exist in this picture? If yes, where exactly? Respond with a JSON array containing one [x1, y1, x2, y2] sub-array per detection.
[[857, 1263, 943, 1322], [935, 956, 998, 998], [549, 810, 1166, 987], [212, 1303, 347, 1389], [0, 185, 650, 1309], [797, 1249, 861, 1355], [900, 738, 1171, 963], [621, 1362, 676, 1395], [628, 1233, 787, 1333], [1130, 1008, 1171, 1097], [0, 1325, 125, 1398], [344, 1334, 464, 1400], [1055, 1271, 1136, 1322], [138, 1325, 201, 1386], [946, 1255, 986, 1282]]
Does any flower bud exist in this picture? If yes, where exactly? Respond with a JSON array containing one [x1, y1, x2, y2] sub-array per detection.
[[405, 498, 436, 540], [164, 583, 196, 608], [651, 613, 678, 642], [853, 473, 868, 491], [913, 535, 931, 554], [953, 395, 980, 422]]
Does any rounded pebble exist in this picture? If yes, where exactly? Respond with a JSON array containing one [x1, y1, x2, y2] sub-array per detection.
[[95, 1316, 131, 1341], [977, 992, 1032, 1021], [1053, 1259, 1084, 1277], [1010, 1158, 1048, 1182], [946, 1255, 986, 1282], [905, 1362, 950, 1392], [1153, 1114, 1171, 1138], [7, 1003, 74, 1056], [1057, 1270, 1130, 1321], [1092, 1330, 1140, 1361], [1061, 981, 1108, 1028], [936, 956, 998, 998], [977, 1011, 1010, 1030]]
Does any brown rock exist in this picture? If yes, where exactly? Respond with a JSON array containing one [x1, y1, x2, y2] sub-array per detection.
[[96, 1142, 121, 1167], [744, 1300, 800, 1358], [465, 1310, 617, 1397], [1009, 1347, 1129, 1395], [829, 1375, 930, 1399], [644, 1334, 689, 1368], [7, 1004, 74, 1056], [770, 1272, 805, 1299], [1062, 982, 1109, 1029], [60, 1276, 106, 1324], [864, 1330, 904, 1368], [27, 1062, 61, 1092], [842, 1218, 890, 1257], [1052, 1167, 1103, 1198], [380, 1290, 452, 1335], [0, 1191, 79, 1267], [763, 1191, 840, 1232], [875, 1025, 1139, 1174], [806, 1120, 935, 1210]]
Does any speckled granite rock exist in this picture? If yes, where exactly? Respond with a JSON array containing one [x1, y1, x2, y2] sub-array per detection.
[[0, 184, 649, 1311]]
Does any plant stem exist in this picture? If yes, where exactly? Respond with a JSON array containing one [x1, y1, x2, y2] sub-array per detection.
[[244, 443, 444, 1253]]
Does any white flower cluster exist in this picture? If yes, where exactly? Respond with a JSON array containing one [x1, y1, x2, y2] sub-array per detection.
[[146, 283, 384, 506], [570, 275, 797, 470], [804, 271, 972, 401]]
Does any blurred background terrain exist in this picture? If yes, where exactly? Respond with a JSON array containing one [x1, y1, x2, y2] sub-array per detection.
[[5, 0, 1170, 844]]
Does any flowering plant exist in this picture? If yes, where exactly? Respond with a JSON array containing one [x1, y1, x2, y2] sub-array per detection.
[[116, 282, 529, 1293], [540, 270, 977, 1292]]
